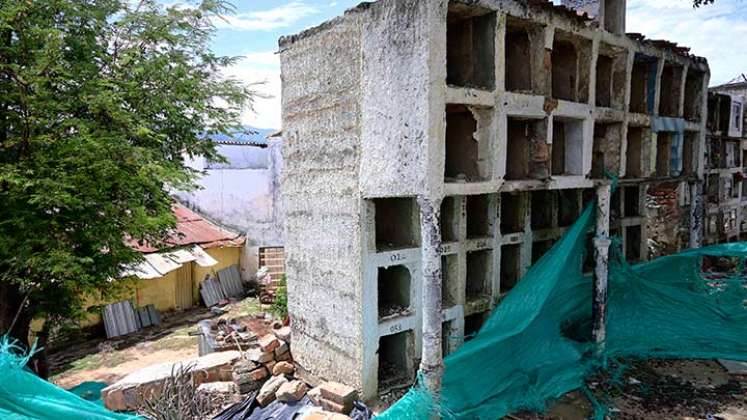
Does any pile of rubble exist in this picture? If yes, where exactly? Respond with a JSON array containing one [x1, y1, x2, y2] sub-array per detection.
[[226, 326, 362, 419], [198, 318, 262, 354], [102, 314, 368, 419], [231, 326, 293, 395]]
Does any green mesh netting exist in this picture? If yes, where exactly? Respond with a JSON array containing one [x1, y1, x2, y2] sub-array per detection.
[[380, 201, 747, 419], [0, 338, 136, 419]]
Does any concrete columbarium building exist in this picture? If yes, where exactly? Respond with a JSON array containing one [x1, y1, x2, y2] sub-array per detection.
[[279, 0, 709, 399], [702, 82, 746, 244]]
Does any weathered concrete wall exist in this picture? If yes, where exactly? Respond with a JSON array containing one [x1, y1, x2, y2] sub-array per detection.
[[280, 9, 366, 391], [176, 141, 283, 277], [359, 0, 435, 197], [176, 141, 284, 247], [280, 0, 708, 399]]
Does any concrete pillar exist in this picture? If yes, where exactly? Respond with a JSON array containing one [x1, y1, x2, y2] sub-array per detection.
[[689, 181, 704, 248], [417, 196, 444, 399], [592, 184, 612, 347]]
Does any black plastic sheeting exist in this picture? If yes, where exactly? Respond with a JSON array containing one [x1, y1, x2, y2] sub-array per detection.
[[213, 393, 374, 420]]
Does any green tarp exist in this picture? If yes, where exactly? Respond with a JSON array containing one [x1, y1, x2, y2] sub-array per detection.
[[0, 339, 135, 419], [381, 201, 747, 419]]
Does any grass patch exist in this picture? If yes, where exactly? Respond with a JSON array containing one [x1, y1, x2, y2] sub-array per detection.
[[226, 297, 263, 318]]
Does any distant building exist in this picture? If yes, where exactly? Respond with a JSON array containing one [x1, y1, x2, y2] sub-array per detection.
[[703, 76, 746, 243], [175, 128, 284, 282]]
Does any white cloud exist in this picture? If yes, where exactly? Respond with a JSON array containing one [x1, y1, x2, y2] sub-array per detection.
[[626, 0, 747, 85], [242, 51, 280, 68], [213, 2, 318, 31], [223, 54, 281, 129]]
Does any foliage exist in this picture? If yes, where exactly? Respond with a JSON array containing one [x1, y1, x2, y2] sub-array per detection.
[[0, 0, 254, 338], [271, 275, 288, 320], [136, 363, 210, 420], [692, 0, 716, 7]]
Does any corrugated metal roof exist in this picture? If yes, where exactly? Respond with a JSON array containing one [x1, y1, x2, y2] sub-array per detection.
[[130, 204, 244, 253], [121, 245, 219, 280]]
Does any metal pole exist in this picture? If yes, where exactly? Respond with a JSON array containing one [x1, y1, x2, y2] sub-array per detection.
[[592, 184, 612, 348], [417, 196, 444, 403]]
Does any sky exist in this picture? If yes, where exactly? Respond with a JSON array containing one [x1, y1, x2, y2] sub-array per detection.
[[201, 0, 747, 130]]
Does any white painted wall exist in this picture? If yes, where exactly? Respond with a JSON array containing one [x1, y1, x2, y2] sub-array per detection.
[[175, 139, 284, 278]]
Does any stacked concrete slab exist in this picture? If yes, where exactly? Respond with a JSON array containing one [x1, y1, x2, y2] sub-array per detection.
[[279, 0, 709, 399]]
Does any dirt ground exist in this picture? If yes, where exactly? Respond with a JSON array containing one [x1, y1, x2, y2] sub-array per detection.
[[49, 298, 264, 389], [513, 359, 746, 420]]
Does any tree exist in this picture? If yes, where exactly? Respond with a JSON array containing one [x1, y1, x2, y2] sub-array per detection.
[[693, 0, 716, 6], [0, 0, 253, 363]]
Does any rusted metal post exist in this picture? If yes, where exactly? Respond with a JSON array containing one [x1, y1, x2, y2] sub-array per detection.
[[417, 196, 444, 404], [592, 184, 612, 348]]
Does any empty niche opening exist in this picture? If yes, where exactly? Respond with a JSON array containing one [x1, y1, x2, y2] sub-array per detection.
[[611, 189, 621, 221], [596, 54, 613, 108], [446, 4, 496, 90], [464, 312, 487, 342], [596, 44, 627, 109], [706, 174, 719, 204], [655, 132, 673, 177], [505, 17, 533, 93], [378, 331, 413, 390], [442, 254, 459, 308], [445, 105, 479, 181], [558, 189, 580, 227], [682, 132, 697, 176], [591, 122, 623, 178], [552, 118, 585, 176], [706, 94, 718, 133], [375, 198, 419, 251], [467, 194, 491, 238], [582, 231, 595, 273], [604, 0, 625, 35], [742, 176, 747, 200], [441, 197, 459, 243], [500, 244, 521, 293], [506, 117, 548, 180], [725, 140, 738, 168], [732, 174, 741, 199], [532, 239, 556, 264], [731, 101, 743, 136], [684, 69, 704, 121], [442, 320, 454, 356], [623, 186, 640, 217], [531, 190, 554, 230], [500, 192, 525, 234], [718, 95, 731, 134], [625, 225, 642, 262], [582, 188, 596, 208], [626, 126, 644, 178], [466, 249, 491, 301], [630, 54, 657, 114], [552, 33, 591, 103], [659, 63, 683, 118], [723, 177, 733, 203], [611, 227, 621, 239], [378, 265, 411, 320]]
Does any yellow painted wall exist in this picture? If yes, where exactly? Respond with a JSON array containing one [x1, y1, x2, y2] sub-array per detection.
[[192, 246, 242, 304], [135, 269, 178, 312], [30, 246, 242, 335]]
